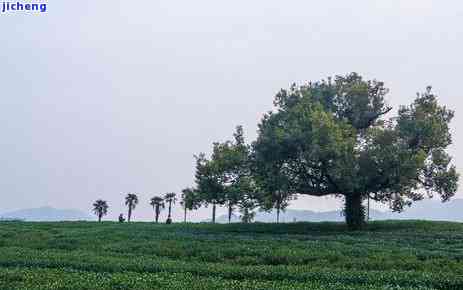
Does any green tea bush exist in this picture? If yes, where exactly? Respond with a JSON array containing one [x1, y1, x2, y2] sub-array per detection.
[[0, 221, 462, 289]]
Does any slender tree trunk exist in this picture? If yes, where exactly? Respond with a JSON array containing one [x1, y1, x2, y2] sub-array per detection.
[[154, 206, 159, 223], [367, 195, 370, 222], [98, 214, 102, 223], [243, 208, 249, 223], [184, 207, 187, 223], [166, 201, 173, 224], [212, 203, 216, 224], [276, 191, 281, 224], [128, 206, 132, 223], [345, 194, 365, 230], [228, 205, 233, 223]]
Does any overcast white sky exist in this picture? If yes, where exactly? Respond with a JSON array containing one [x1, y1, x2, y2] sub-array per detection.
[[0, 1, 462, 221]]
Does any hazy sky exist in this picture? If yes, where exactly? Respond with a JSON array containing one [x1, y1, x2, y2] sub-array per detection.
[[1, 1, 462, 221]]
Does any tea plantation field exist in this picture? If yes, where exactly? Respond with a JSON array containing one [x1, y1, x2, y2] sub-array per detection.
[[0, 221, 462, 289]]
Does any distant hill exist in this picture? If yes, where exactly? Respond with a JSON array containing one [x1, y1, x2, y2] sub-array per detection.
[[212, 199, 463, 223], [213, 209, 383, 223], [382, 198, 463, 222], [0, 206, 92, 222]]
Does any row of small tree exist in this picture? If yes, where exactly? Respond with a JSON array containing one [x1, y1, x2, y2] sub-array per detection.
[[92, 193, 178, 223], [94, 73, 458, 230], [184, 125, 293, 224]]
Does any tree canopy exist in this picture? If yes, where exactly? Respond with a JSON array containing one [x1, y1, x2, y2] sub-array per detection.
[[149, 196, 165, 223], [252, 73, 458, 229], [92, 199, 109, 222], [181, 188, 201, 222], [194, 126, 259, 223]]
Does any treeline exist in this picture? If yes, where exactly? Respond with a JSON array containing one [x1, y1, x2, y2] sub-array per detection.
[[188, 125, 292, 224], [93, 193, 177, 224], [93, 73, 458, 230]]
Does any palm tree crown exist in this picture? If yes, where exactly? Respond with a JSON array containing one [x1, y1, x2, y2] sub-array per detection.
[[92, 199, 109, 222], [125, 193, 139, 208], [150, 196, 165, 223], [150, 196, 165, 208], [164, 192, 177, 204]]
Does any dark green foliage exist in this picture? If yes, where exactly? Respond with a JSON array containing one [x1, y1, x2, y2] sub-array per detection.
[[194, 152, 225, 223], [149, 196, 164, 223], [92, 200, 109, 222], [253, 73, 458, 229], [180, 188, 201, 222], [125, 194, 139, 223], [195, 126, 259, 223], [1, 221, 463, 289], [216, 126, 253, 223]]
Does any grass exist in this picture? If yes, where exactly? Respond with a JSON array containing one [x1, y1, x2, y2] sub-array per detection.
[[0, 220, 462, 289]]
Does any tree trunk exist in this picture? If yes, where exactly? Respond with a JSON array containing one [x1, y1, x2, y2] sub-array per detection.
[[228, 205, 233, 223], [155, 206, 159, 223], [128, 207, 132, 223], [243, 208, 249, 223], [276, 206, 280, 224], [166, 201, 173, 224], [184, 207, 187, 223], [367, 195, 370, 222], [98, 214, 102, 223], [345, 194, 365, 230], [212, 203, 216, 224]]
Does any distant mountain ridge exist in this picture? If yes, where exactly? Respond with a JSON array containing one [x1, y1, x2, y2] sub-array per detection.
[[0, 206, 91, 221], [213, 199, 463, 223]]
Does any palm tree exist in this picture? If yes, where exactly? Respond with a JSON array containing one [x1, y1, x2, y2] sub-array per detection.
[[149, 196, 165, 223], [164, 192, 177, 224], [92, 199, 109, 222], [125, 193, 139, 222]]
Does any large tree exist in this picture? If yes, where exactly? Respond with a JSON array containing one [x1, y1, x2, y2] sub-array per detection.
[[253, 73, 458, 230], [92, 199, 109, 222], [125, 193, 139, 223], [149, 196, 165, 223]]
